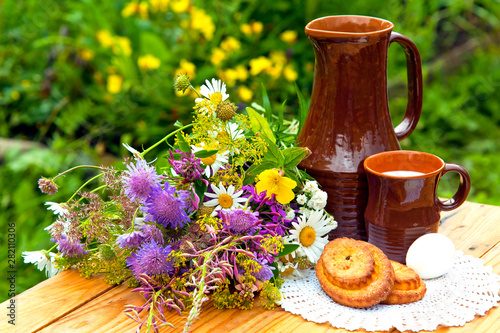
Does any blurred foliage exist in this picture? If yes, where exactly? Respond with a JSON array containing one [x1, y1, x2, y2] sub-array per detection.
[[1, 0, 499, 300]]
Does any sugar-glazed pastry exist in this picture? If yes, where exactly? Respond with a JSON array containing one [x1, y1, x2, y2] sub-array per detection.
[[382, 260, 426, 305], [316, 237, 395, 308]]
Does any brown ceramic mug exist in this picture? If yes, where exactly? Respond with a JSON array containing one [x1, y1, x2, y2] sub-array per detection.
[[363, 151, 471, 263]]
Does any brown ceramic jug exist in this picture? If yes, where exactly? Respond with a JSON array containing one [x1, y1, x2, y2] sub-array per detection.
[[297, 15, 423, 240]]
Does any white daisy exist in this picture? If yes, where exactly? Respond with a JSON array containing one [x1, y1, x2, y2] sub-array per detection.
[[226, 122, 245, 141], [45, 202, 69, 216], [204, 182, 247, 216], [22, 251, 61, 277], [199, 78, 229, 102], [192, 146, 229, 178], [286, 207, 295, 220], [122, 143, 143, 160], [276, 260, 303, 278], [287, 210, 336, 263]]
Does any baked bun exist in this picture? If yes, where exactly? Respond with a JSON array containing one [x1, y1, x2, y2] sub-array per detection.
[[382, 260, 426, 305], [316, 238, 395, 308]]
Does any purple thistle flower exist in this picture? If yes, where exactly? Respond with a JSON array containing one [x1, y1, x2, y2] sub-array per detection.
[[222, 209, 260, 235], [142, 184, 190, 228], [126, 240, 174, 281], [140, 224, 164, 245], [122, 159, 161, 203], [38, 178, 58, 195], [168, 150, 204, 182], [116, 230, 144, 248], [252, 258, 275, 281], [54, 235, 88, 257]]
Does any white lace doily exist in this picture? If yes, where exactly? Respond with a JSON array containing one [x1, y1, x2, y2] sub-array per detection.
[[280, 251, 500, 332]]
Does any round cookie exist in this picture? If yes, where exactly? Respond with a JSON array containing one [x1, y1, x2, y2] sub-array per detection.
[[316, 238, 395, 308], [382, 260, 426, 305]]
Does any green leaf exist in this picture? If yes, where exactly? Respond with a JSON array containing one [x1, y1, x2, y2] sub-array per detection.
[[261, 83, 272, 124], [259, 134, 284, 166], [277, 99, 286, 132], [246, 107, 276, 142], [243, 161, 276, 185], [282, 147, 310, 168], [278, 243, 300, 257], [295, 82, 309, 135], [283, 167, 300, 185], [176, 132, 191, 152], [193, 179, 208, 204], [173, 120, 183, 128], [270, 261, 279, 279], [194, 149, 218, 158], [140, 32, 170, 61]]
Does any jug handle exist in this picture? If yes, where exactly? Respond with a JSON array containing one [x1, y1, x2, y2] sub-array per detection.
[[389, 32, 423, 141]]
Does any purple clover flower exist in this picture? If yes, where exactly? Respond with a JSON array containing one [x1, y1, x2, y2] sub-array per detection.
[[126, 240, 174, 281], [122, 159, 161, 203], [222, 209, 260, 235], [116, 230, 144, 248], [54, 235, 88, 257], [168, 150, 204, 182], [142, 184, 190, 229], [140, 224, 164, 245], [252, 258, 275, 281], [38, 178, 58, 195]]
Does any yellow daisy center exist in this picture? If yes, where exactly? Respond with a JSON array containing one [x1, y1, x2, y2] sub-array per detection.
[[209, 92, 223, 105], [218, 193, 233, 208], [299, 226, 316, 247], [201, 154, 217, 166], [280, 267, 295, 277]]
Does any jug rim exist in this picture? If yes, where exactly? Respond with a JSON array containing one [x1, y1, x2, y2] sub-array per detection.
[[306, 15, 394, 38]]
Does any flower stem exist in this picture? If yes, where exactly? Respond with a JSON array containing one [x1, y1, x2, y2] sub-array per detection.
[[140, 123, 194, 157], [67, 173, 104, 202], [189, 84, 202, 98], [52, 165, 104, 181]]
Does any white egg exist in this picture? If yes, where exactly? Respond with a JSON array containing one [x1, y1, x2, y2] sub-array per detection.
[[405, 233, 456, 279]]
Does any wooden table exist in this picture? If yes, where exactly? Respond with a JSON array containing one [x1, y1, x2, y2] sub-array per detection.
[[3, 201, 499, 333]]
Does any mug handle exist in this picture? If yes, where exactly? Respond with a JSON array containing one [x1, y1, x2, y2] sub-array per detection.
[[437, 163, 471, 211], [389, 32, 423, 141]]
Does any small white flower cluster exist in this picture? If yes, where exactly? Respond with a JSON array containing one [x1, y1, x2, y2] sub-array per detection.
[[296, 180, 328, 210], [22, 251, 61, 278]]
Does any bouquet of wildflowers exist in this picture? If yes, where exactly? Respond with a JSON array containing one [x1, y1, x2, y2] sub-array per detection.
[[26, 75, 337, 332]]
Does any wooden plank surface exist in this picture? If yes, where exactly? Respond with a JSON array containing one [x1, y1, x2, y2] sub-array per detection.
[[0, 269, 118, 333], [5, 201, 500, 333]]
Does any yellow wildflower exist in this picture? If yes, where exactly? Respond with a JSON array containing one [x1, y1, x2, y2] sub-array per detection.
[[211, 48, 226, 67], [171, 0, 190, 13], [21, 80, 30, 88], [79, 49, 95, 61], [139, 1, 149, 19], [122, 1, 139, 17], [249, 56, 272, 76], [96, 30, 114, 48], [150, 0, 169, 12], [240, 23, 252, 35], [251, 21, 263, 34], [240, 21, 264, 35], [237, 86, 253, 102], [235, 65, 248, 81], [175, 59, 196, 79], [255, 169, 297, 204], [113, 36, 132, 56], [138, 54, 161, 70], [280, 30, 298, 44], [220, 36, 241, 52], [269, 50, 287, 65], [190, 7, 215, 40], [107, 75, 123, 94], [11, 91, 20, 101], [267, 64, 283, 79], [283, 64, 298, 82]]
